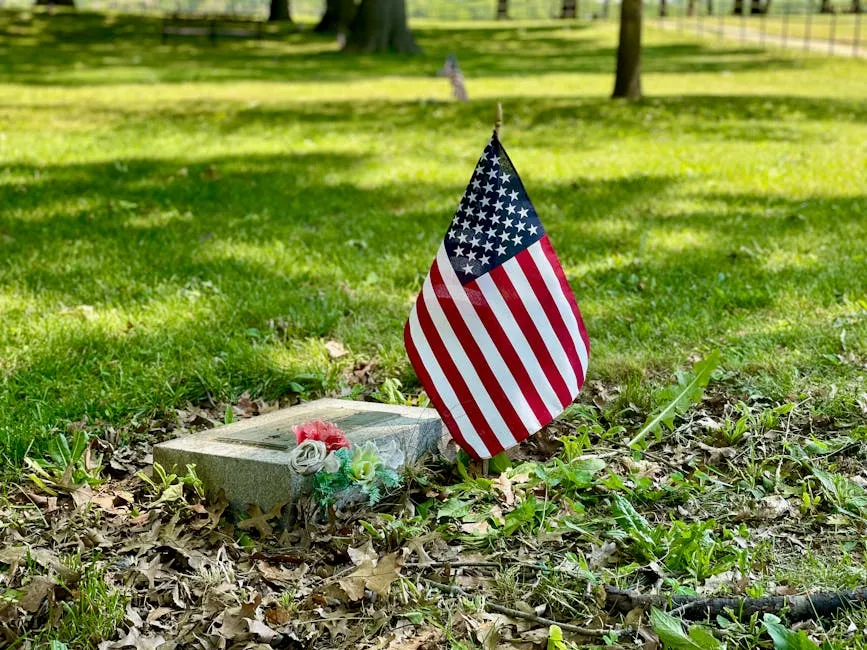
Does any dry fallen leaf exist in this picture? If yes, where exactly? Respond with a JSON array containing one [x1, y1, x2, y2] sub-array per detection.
[[238, 501, 287, 538], [338, 552, 402, 601], [99, 627, 166, 650], [697, 441, 737, 465], [256, 560, 308, 587], [699, 569, 746, 596], [70, 484, 95, 509], [460, 520, 490, 535], [494, 473, 514, 507], [474, 619, 500, 650], [388, 626, 443, 650], [146, 606, 174, 624], [347, 540, 377, 566], [316, 608, 351, 638], [264, 604, 292, 626], [404, 535, 435, 567], [588, 541, 618, 570], [134, 555, 169, 591], [3, 547, 80, 584], [18, 576, 55, 612], [247, 618, 280, 643], [215, 606, 249, 640], [759, 495, 792, 519], [324, 340, 348, 359]]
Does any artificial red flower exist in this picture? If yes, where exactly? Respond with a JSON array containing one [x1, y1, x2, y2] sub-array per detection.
[[292, 420, 350, 452]]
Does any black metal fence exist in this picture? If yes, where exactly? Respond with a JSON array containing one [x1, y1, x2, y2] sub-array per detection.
[[648, 0, 864, 57], [1, 0, 862, 56]]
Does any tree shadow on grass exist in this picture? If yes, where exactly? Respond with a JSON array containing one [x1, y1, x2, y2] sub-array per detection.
[[67, 93, 858, 151], [2, 93, 859, 164], [0, 10, 809, 86], [0, 153, 674, 306], [210, 95, 865, 145]]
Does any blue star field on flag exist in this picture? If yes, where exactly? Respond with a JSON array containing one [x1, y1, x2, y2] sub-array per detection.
[[444, 132, 545, 285]]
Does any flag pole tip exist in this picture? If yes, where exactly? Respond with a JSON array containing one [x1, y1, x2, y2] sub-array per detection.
[[494, 102, 503, 136]]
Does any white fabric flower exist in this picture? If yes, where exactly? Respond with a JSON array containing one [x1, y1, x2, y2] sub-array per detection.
[[288, 439, 327, 475], [322, 451, 342, 474], [375, 439, 405, 471]]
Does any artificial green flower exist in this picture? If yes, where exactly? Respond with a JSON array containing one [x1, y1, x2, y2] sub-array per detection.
[[349, 441, 380, 485]]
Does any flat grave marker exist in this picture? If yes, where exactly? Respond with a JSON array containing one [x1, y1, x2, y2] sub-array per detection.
[[153, 398, 443, 515]]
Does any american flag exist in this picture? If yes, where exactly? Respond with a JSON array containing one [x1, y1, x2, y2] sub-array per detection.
[[439, 54, 468, 103], [404, 133, 589, 460]]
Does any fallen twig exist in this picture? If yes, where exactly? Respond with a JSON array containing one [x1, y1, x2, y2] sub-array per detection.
[[405, 561, 503, 569], [421, 578, 629, 638], [605, 586, 867, 622]]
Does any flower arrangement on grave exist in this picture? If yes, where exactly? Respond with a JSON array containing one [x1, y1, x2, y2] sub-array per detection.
[[288, 420, 404, 506]]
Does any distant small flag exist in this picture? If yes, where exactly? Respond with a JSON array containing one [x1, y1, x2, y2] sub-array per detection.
[[440, 54, 468, 103], [404, 132, 589, 460]]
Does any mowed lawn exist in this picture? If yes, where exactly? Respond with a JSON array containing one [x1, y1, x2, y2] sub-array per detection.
[[0, 11, 865, 467]]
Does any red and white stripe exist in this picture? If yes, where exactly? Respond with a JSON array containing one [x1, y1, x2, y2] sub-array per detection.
[[404, 235, 589, 460]]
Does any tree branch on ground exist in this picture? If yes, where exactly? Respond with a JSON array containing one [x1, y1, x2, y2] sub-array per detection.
[[422, 579, 629, 638], [605, 586, 867, 622]]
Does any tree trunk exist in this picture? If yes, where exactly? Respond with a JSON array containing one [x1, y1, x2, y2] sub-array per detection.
[[819, 0, 833, 11], [315, 0, 355, 32], [344, 0, 420, 53], [687, 0, 696, 15], [269, 0, 291, 22], [496, 0, 509, 19], [732, 0, 744, 14], [601, 0, 610, 17], [561, 0, 577, 18], [706, 0, 713, 14], [612, 0, 642, 100], [35, 0, 75, 5], [851, 0, 862, 12], [659, 0, 668, 16]]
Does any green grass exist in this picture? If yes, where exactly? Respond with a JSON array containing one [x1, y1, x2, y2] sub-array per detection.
[[0, 10, 866, 467]]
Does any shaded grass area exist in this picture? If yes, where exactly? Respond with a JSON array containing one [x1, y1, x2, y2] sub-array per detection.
[[0, 10, 866, 467]]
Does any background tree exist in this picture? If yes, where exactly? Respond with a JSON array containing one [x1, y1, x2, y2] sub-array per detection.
[[269, 0, 291, 22], [344, 0, 419, 53], [315, 0, 355, 32], [496, 0, 509, 19], [612, 0, 642, 99], [561, 0, 577, 18], [35, 0, 75, 6], [659, 0, 668, 16]]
